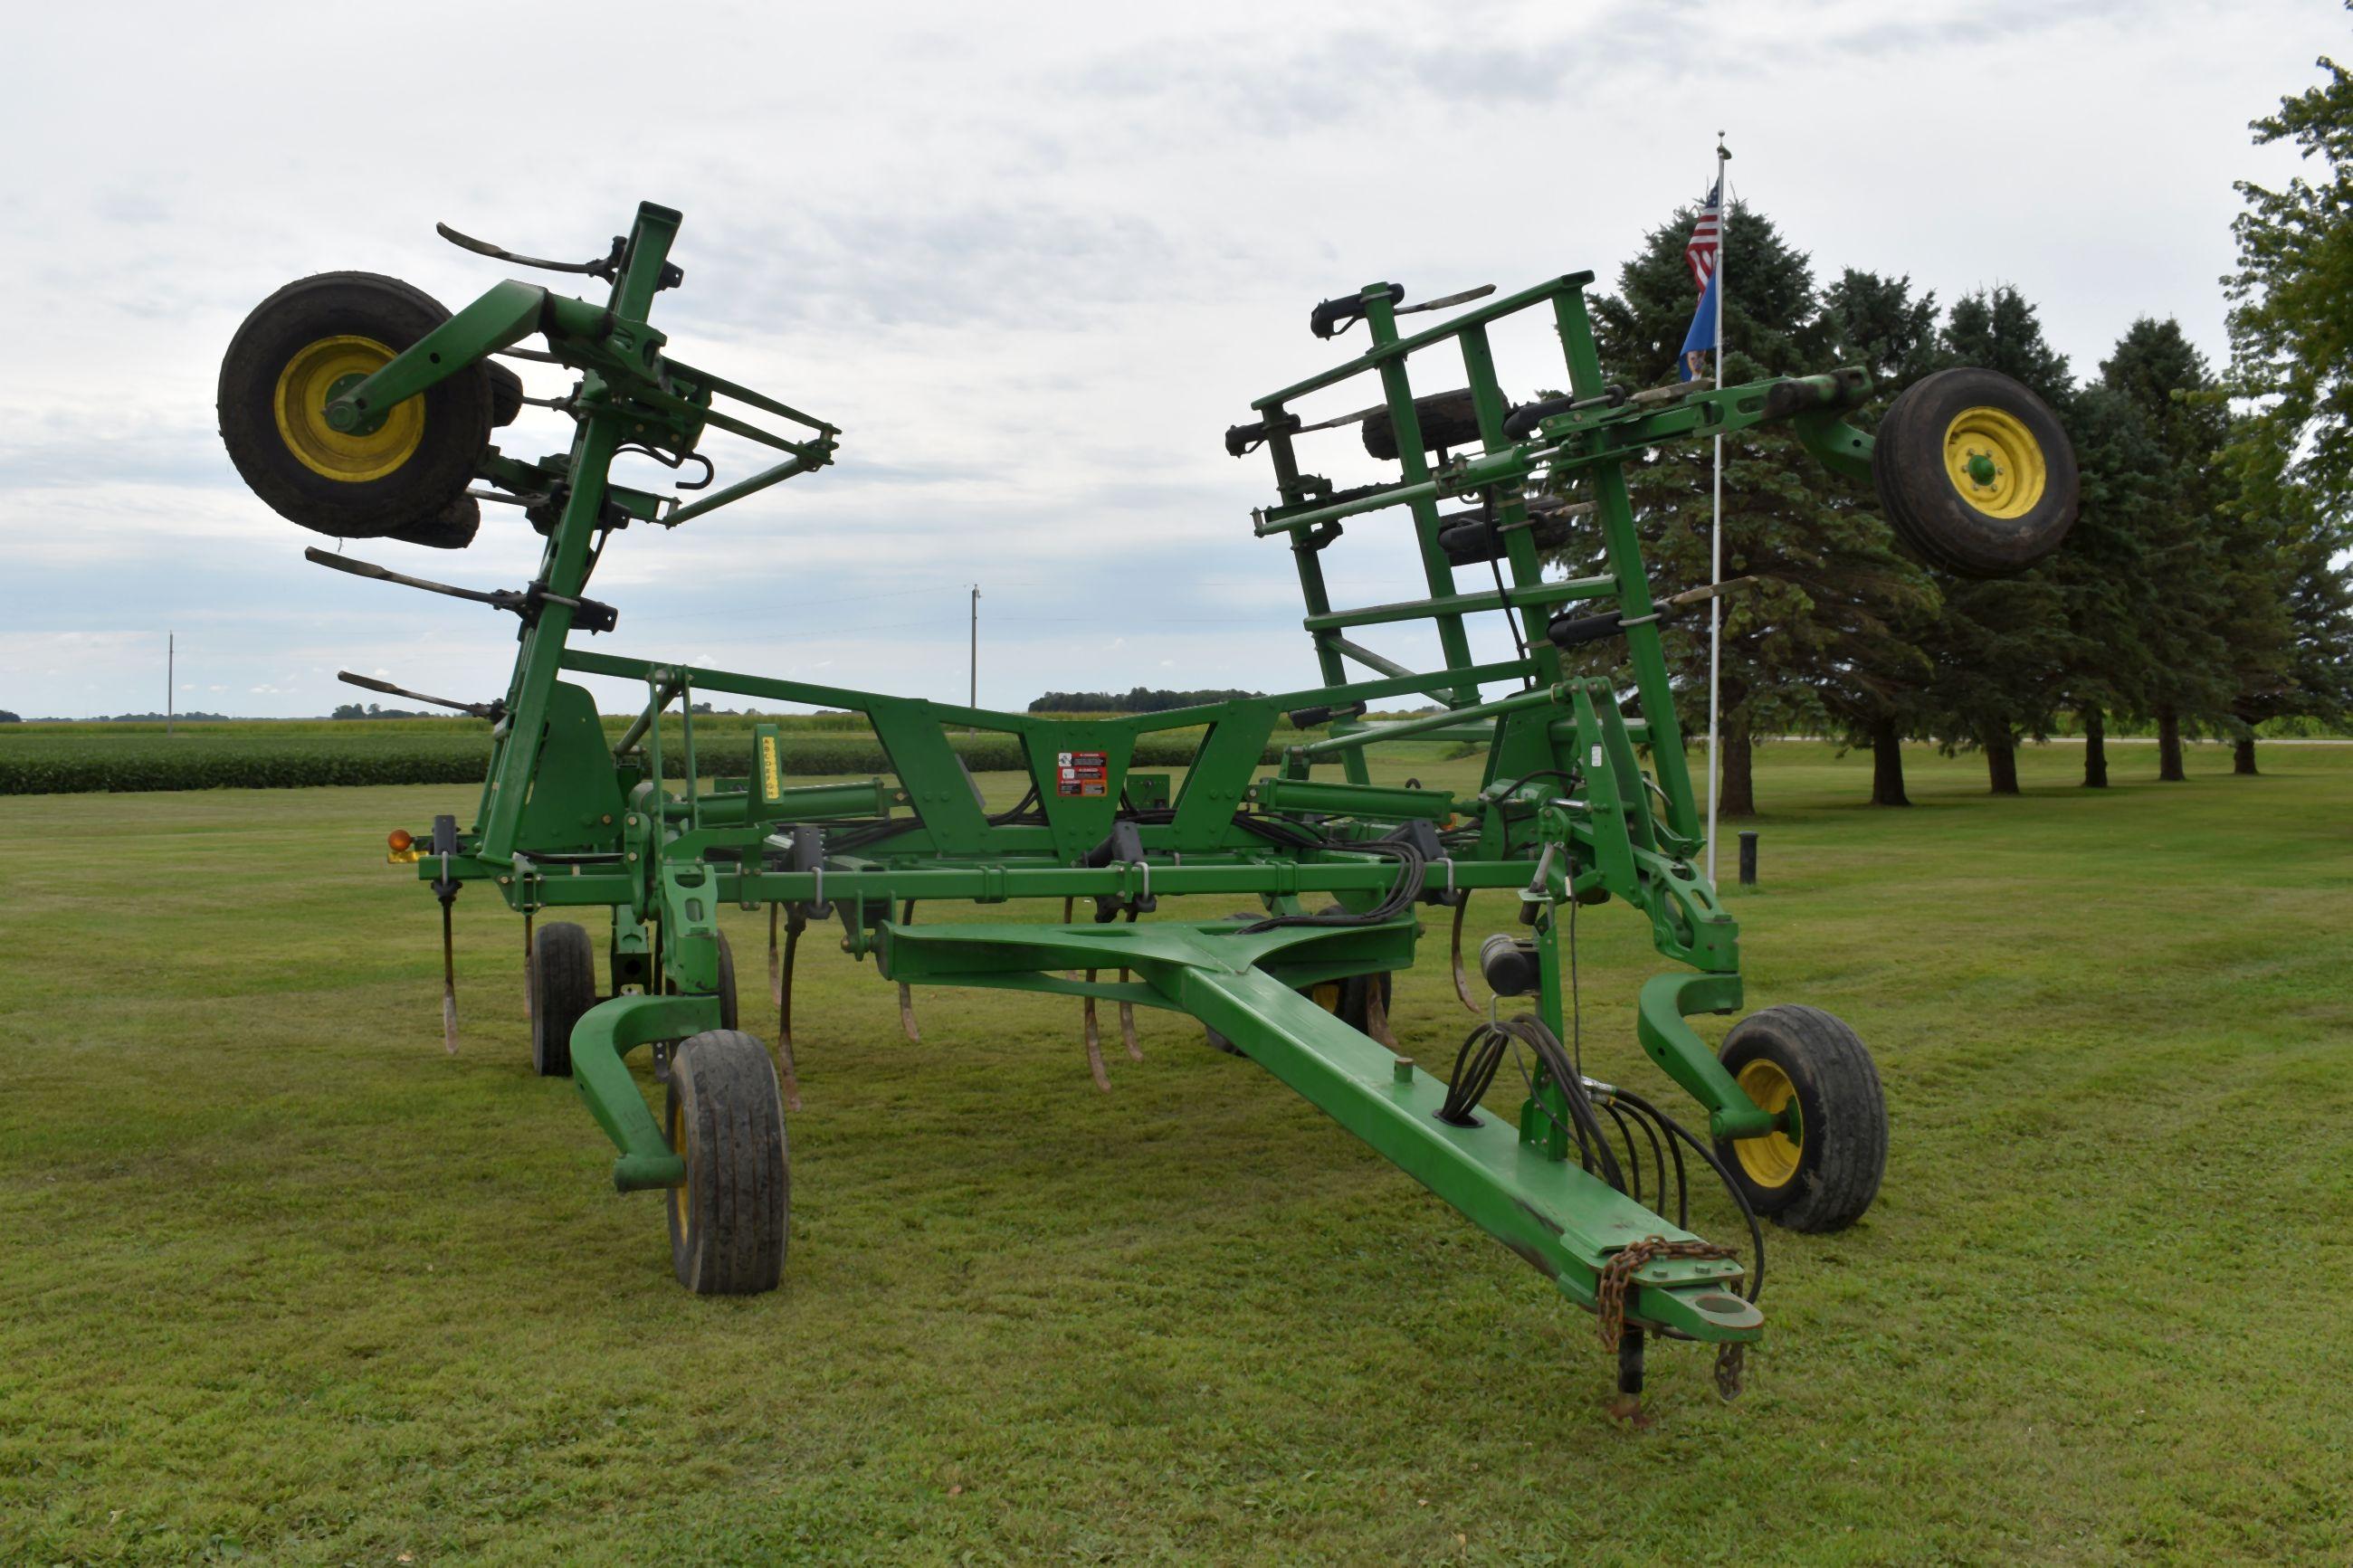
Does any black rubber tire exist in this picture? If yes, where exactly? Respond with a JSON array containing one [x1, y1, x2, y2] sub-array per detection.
[[1362, 386, 1492, 461], [217, 271, 492, 539], [530, 920, 597, 1079], [1310, 902, 1395, 1038], [665, 1029, 788, 1295], [1329, 973, 1394, 1032], [487, 360, 525, 428], [715, 930, 739, 1032], [1872, 366, 2078, 578], [1712, 1005, 1888, 1233], [386, 493, 481, 551]]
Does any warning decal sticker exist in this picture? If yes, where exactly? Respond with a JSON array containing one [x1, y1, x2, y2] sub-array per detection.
[[1055, 750, 1110, 798]]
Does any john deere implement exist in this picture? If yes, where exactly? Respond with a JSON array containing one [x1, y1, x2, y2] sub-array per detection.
[[216, 202, 2077, 1409]]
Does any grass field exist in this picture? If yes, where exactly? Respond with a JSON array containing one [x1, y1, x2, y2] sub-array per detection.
[[5, 740, 2349, 1564]]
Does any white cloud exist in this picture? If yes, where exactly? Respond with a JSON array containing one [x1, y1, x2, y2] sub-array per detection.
[[0, 0, 2336, 715]]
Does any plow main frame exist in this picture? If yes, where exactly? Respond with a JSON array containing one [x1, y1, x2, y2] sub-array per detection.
[[229, 199, 1952, 1390]]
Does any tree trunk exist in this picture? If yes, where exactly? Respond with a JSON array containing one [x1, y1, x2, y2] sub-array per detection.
[[2233, 734, 2258, 775], [2156, 704, 2186, 782], [1986, 732, 2020, 795], [1869, 714, 1910, 806], [1719, 717, 1756, 819], [2082, 706, 2109, 789]]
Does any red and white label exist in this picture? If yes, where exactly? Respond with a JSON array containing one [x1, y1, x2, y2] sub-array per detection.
[[1055, 750, 1109, 797]]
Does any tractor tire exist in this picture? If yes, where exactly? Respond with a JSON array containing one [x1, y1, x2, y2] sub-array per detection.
[[217, 271, 492, 540], [1712, 1005, 1887, 1233], [1872, 366, 2078, 578], [387, 493, 481, 551], [1323, 973, 1395, 1031], [1362, 386, 1492, 461], [664, 1029, 788, 1295], [530, 920, 597, 1079], [487, 359, 525, 428]]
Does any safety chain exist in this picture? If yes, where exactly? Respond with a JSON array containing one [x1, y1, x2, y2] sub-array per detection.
[[1595, 1235, 1733, 1351], [1714, 1342, 1746, 1401], [1596, 1234, 1748, 1401]]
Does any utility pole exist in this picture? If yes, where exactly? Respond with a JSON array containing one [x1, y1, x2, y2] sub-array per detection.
[[968, 584, 979, 717], [167, 631, 175, 738]]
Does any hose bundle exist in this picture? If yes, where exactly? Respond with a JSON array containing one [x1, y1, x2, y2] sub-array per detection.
[[1440, 1012, 1767, 1307], [1224, 813, 1426, 935]]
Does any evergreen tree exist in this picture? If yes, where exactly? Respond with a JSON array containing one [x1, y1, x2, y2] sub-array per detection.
[[2052, 384, 2174, 786], [2221, 479, 2353, 770], [1815, 269, 1945, 804], [1917, 288, 2078, 794], [1577, 203, 1932, 816], [2099, 318, 2272, 780]]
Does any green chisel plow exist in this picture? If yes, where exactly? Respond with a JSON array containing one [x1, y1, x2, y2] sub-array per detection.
[[216, 201, 2076, 1409]]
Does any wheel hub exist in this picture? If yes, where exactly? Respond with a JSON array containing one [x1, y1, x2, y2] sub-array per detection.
[[272, 335, 421, 480], [1942, 404, 2047, 520], [1731, 1058, 1803, 1188]]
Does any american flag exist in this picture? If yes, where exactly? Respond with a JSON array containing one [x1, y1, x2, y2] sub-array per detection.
[[1685, 180, 1721, 293], [1679, 179, 1724, 381]]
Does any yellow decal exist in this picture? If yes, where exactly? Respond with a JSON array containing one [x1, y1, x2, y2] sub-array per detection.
[[759, 733, 782, 802]]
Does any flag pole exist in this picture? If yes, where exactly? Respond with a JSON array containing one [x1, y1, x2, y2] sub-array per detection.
[[1705, 135, 1729, 885]]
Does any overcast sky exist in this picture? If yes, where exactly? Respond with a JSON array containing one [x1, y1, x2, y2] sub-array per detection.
[[2, 0, 2342, 719]]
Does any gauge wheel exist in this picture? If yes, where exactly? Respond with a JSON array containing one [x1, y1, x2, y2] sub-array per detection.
[[529, 920, 597, 1079], [1872, 366, 2078, 578], [218, 271, 492, 539], [488, 360, 525, 427], [1711, 1005, 1888, 1232], [664, 1029, 788, 1294]]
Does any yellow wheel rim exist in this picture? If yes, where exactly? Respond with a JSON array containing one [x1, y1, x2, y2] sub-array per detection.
[[1941, 405, 2046, 519], [1310, 982, 1343, 1013], [271, 335, 424, 482], [1731, 1059, 1802, 1189]]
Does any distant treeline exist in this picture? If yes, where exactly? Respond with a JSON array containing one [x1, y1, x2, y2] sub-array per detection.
[[330, 703, 436, 719], [1028, 688, 1265, 714], [10, 710, 237, 724]]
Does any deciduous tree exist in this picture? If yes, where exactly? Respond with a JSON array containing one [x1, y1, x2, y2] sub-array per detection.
[[2220, 32, 2353, 768], [2224, 34, 2353, 506]]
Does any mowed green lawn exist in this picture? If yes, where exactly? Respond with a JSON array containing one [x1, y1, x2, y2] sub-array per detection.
[[4, 740, 2349, 1565]]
